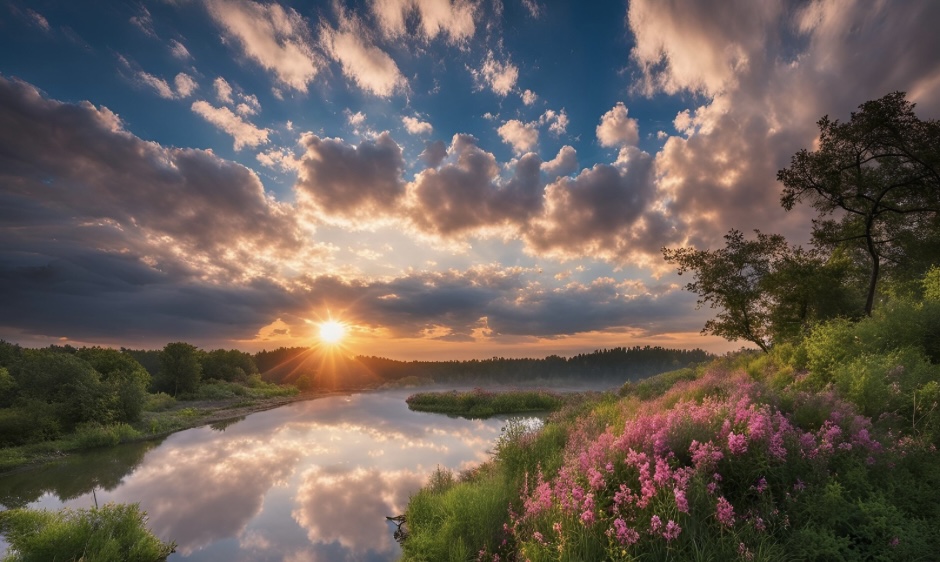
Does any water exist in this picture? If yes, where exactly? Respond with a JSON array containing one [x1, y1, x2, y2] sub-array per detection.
[[0, 390, 540, 561]]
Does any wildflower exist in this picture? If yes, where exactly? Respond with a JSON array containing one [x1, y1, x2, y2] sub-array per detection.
[[716, 496, 735, 527], [533, 531, 544, 544], [650, 515, 662, 533], [553, 522, 562, 534], [662, 520, 681, 542], [580, 509, 595, 525], [755, 477, 768, 493], [674, 487, 689, 514], [728, 432, 748, 455], [612, 518, 639, 545], [738, 542, 754, 561], [793, 479, 805, 492]]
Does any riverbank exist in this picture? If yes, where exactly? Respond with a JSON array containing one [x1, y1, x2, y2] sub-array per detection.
[[0, 388, 360, 475]]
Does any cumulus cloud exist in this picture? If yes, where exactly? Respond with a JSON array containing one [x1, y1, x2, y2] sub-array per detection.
[[409, 135, 544, 236], [627, 0, 940, 253], [402, 115, 433, 135], [174, 73, 198, 97], [320, 10, 407, 97], [540, 108, 569, 135], [472, 51, 518, 96], [295, 132, 406, 221], [371, 0, 477, 44], [596, 102, 639, 147], [497, 119, 538, 154], [521, 89, 538, 105], [541, 145, 578, 177], [191, 100, 270, 150], [205, 0, 320, 92]]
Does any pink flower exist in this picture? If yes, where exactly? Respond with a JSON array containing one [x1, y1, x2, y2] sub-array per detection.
[[662, 520, 682, 542], [674, 487, 689, 514], [612, 518, 639, 545], [580, 509, 596, 525], [553, 522, 562, 534], [533, 531, 544, 544], [755, 477, 768, 493], [716, 496, 735, 527], [650, 515, 662, 532], [728, 432, 748, 455]]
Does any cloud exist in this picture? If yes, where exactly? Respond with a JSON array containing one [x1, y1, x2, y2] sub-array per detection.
[[472, 50, 518, 96], [27, 9, 51, 32], [497, 119, 538, 154], [521, 0, 542, 18], [402, 115, 433, 135], [136, 71, 176, 99], [169, 38, 191, 60], [541, 145, 578, 177], [596, 102, 639, 147], [205, 0, 320, 92], [129, 6, 157, 38], [295, 132, 406, 221], [191, 100, 270, 150], [521, 89, 538, 105], [627, 0, 940, 255], [409, 135, 544, 236], [524, 147, 671, 265], [540, 108, 569, 135], [214, 77, 234, 104], [174, 73, 198, 97], [371, 0, 477, 44], [345, 110, 366, 126], [320, 11, 406, 97]]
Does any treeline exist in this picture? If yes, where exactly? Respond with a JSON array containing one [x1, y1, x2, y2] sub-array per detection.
[[256, 346, 711, 387], [0, 341, 289, 449]]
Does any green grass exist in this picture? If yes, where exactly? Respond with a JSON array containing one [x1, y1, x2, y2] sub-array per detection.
[[406, 388, 567, 418], [0, 502, 175, 561]]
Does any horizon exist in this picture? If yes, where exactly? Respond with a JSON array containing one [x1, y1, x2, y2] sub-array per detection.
[[1, 1, 938, 360]]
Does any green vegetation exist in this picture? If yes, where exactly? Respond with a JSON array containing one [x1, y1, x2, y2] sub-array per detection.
[[402, 93, 940, 561], [0, 341, 299, 472], [0, 502, 175, 561], [406, 389, 567, 417]]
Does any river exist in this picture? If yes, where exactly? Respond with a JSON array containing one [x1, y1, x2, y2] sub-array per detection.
[[0, 389, 538, 561]]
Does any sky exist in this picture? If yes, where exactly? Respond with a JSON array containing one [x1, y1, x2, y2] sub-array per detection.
[[1, 0, 939, 360]]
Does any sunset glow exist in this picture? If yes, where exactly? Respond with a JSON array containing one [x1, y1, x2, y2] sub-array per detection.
[[318, 321, 346, 345]]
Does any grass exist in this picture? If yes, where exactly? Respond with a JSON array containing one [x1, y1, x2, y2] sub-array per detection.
[[0, 502, 175, 561], [406, 388, 568, 418]]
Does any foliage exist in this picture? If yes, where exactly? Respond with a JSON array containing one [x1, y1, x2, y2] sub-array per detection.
[[158, 342, 202, 397], [201, 348, 258, 383], [618, 367, 697, 400], [143, 392, 176, 412], [0, 502, 175, 561], [778, 91, 940, 315], [76, 347, 151, 423], [406, 389, 566, 418]]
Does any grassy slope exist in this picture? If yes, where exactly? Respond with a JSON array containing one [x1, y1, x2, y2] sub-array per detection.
[[402, 299, 940, 561]]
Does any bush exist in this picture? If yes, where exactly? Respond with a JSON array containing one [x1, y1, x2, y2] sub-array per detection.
[[71, 423, 140, 449], [619, 367, 697, 400], [143, 392, 176, 412], [0, 502, 175, 561]]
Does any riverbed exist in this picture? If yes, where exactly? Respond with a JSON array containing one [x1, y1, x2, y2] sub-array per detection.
[[0, 389, 538, 561]]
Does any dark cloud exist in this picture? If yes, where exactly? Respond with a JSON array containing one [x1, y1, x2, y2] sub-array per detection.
[[0, 76, 309, 280], [408, 134, 545, 236], [295, 131, 406, 220]]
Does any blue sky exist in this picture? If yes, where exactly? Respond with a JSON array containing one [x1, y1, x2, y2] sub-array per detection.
[[1, 0, 939, 358]]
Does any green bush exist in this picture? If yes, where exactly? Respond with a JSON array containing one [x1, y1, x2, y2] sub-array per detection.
[[618, 367, 697, 400], [143, 392, 176, 412], [0, 502, 175, 562], [71, 423, 140, 449]]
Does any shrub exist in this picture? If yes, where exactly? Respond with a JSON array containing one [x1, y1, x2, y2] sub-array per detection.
[[0, 502, 175, 561], [143, 392, 176, 412]]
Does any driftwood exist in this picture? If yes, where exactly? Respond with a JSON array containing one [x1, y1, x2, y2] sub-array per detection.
[[386, 515, 408, 544]]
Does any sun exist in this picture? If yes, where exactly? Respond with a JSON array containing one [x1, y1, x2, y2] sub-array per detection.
[[319, 320, 346, 344]]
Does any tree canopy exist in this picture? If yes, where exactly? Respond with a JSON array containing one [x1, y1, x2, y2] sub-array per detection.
[[778, 91, 940, 314]]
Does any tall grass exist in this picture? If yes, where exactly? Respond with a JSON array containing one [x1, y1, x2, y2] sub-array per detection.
[[406, 389, 566, 417], [0, 502, 175, 561]]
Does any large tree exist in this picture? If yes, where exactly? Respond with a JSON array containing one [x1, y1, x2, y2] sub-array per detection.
[[159, 342, 203, 397], [778, 92, 940, 314], [664, 230, 857, 352]]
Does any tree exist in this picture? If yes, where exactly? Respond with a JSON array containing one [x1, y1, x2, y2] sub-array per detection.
[[76, 347, 151, 423], [778, 92, 940, 315], [159, 343, 203, 397], [663, 230, 857, 352], [664, 230, 791, 352]]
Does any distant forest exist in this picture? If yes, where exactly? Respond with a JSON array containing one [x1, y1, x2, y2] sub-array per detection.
[[253, 345, 713, 389]]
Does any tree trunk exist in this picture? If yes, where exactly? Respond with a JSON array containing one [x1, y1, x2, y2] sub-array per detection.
[[865, 236, 879, 316]]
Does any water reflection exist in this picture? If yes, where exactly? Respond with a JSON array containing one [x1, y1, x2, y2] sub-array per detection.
[[0, 390, 538, 561]]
